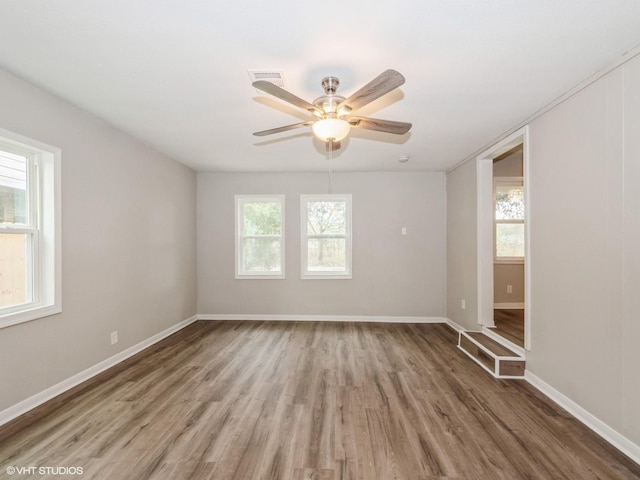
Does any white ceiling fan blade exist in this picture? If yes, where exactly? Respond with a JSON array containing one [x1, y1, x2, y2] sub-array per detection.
[[253, 81, 322, 115], [348, 116, 412, 134], [253, 121, 313, 136], [337, 70, 406, 113]]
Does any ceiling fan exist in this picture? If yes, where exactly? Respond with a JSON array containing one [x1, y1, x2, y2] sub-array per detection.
[[252, 69, 412, 151]]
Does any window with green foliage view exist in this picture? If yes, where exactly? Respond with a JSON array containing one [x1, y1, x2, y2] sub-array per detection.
[[494, 178, 524, 261], [301, 194, 352, 278], [235, 195, 284, 278]]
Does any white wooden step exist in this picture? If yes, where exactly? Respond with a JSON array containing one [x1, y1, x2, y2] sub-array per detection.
[[458, 330, 525, 379]]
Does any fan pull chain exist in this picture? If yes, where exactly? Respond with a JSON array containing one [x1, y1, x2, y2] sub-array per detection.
[[328, 139, 334, 194]]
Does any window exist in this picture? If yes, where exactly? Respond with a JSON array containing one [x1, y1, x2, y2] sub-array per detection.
[[494, 177, 524, 263], [235, 195, 285, 278], [0, 128, 61, 328], [301, 194, 352, 279]]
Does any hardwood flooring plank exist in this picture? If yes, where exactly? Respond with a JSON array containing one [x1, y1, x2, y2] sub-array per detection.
[[1, 321, 639, 480], [493, 309, 525, 347]]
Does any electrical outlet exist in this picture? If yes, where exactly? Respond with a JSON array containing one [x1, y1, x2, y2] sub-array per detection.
[[110, 331, 118, 345], [401, 227, 407, 235], [507, 285, 513, 294], [461, 299, 466, 310]]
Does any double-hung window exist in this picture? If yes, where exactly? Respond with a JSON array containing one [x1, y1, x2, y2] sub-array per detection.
[[494, 177, 524, 263], [0, 129, 61, 328], [301, 194, 352, 279], [235, 195, 285, 278]]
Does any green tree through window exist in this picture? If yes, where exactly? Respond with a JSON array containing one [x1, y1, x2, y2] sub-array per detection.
[[301, 194, 352, 278], [236, 196, 284, 277], [495, 181, 524, 259]]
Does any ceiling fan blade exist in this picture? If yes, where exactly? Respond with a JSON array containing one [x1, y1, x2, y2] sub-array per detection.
[[253, 121, 313, 137], [338, 69, 406, 112], [253, 81, 321, 115], [348, 116, 412, 135]]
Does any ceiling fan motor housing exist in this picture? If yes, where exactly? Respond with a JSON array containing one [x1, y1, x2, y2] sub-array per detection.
[[313, 95, 346, 117], [314, 76, 349, 118]]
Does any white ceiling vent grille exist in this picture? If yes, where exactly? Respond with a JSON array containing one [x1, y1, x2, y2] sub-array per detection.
[[247, 70, 286, 94]]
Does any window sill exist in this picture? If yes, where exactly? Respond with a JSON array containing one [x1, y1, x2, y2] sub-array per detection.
[[494, 258, 525, 265], [0, 303, 62, 329], [301, 274, 352, 280], [235, 274, 285, 280]]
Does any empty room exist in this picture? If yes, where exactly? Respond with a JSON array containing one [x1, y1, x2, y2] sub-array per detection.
[[1, 1, 640, 479]]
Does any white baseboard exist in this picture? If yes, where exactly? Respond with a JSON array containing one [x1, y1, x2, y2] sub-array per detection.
[[444, 317, 465, 332], [494, 302, 525, 309], [0, 315, 199, 428], [198, 314, 447, 323], [525, 370, 640, 465]]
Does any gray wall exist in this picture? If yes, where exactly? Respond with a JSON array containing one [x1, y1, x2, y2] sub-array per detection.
[[493, 264, 525, 304], [493, 149, 523, 177], [198, 172, 446, 318], [446, 162, 478, 330], [528, 57, 640, 445], [0, 69, 197, 412], [446, 54, 640, 446]]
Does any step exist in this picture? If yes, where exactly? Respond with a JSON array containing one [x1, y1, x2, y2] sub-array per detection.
[[458, 330, 525, 379]]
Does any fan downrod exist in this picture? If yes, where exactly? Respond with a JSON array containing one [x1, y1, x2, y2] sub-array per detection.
[[321, 76, 340, 94]]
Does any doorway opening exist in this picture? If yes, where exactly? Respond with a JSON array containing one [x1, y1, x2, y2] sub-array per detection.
[[493, 145, 525, 347], [476, 126, 530, 351]]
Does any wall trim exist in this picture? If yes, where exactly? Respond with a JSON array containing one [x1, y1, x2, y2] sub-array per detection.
[[476, 125, 531, 349], [444, 317, 465, 332], [0, 315, 198, 428], [198, 314, 447, 323], [525, 370, 640, 466], [493, 302, 525, 309]]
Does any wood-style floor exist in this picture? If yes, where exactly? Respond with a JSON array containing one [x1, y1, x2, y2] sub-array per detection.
[[1, 321, 638, 480], [494, 309, 525, 347]]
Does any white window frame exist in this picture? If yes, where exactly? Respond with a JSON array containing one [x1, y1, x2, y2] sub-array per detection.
[[0, 128, 61, 329], [235, 195, 285, 279], [494, 176, 524, 264], [301, 194, 352, 279]]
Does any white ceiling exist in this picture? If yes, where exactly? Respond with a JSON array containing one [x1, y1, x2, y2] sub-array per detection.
[[1, 1, 640, 173]]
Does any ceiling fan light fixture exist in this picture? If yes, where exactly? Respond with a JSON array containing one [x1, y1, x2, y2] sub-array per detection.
[[312, 118, 350, 142], [253, 69, 411, 146]]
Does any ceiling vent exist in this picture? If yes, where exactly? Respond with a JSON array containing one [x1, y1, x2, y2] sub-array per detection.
[[247, 70, 286, 95]]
